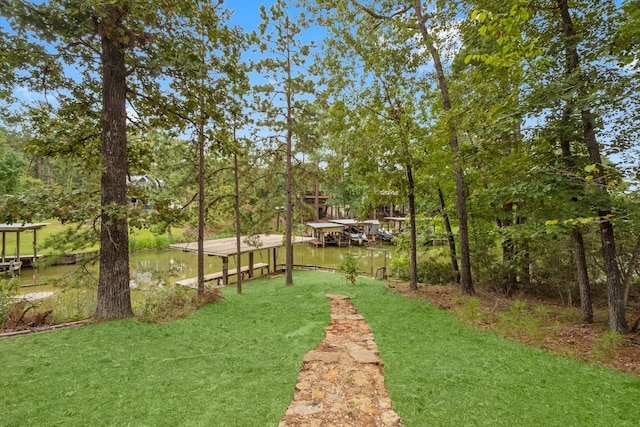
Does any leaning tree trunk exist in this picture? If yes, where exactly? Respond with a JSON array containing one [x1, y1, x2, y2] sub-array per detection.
[[414, 1, 473, 295], [95, 19, 132, 320], [558, 0, 626, 332]]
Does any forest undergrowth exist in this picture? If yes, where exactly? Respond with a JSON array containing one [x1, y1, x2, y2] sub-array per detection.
[[392, 282, 640, 376]]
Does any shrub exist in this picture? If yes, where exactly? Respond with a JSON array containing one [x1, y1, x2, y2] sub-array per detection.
[[1, 279, 19, 328], [591, 331, 625, 361], [417, 257, 455, 285], [496, 299, 543, 339], [338, 251, 359, 285], [136, 285, 223, 323], [388, 254, 410, 281]]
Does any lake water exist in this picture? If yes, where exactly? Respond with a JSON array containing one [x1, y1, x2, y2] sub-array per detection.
[[16, 242, 396, 295]]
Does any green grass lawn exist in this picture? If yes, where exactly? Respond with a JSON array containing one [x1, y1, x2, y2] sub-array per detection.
[[2, 271, 639, 426]]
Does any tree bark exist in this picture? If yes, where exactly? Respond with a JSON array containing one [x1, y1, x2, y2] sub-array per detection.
[[572, 229, 593, 323], [497, 210, 517, 295], [234, 149, 242, 294], [437, 186, 460, 283], [558, 0, 626, 332], [95, 15, 132, 319], [407, 164, 418, 290], [623, 234, 640, 307], [414, 1, 473, 294], [314, 160, 320, 221], [197, 117, 205, 296], [285, 16, 294, 286], [559, 93, 593, 323]]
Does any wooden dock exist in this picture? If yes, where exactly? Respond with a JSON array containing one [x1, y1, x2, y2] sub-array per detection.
[[176, 263, 269, 288], [0, 260, 22, 277]]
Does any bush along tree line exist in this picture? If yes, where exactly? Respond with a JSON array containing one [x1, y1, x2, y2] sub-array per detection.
[[0, 1, 639, 333]]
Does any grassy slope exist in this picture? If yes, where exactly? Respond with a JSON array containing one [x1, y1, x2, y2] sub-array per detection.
[[351, 285, 640, 426], [2, 271, 639, 426]]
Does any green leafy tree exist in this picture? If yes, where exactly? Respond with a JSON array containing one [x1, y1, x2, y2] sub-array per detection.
[[255, 0, 316, 286], [0, 129, 26, 195], [465, 0, 634, 331], [0, 1, 247, 318], [307, 0, 475, 295]]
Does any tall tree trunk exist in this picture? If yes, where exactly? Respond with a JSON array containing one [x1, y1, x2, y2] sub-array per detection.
[[95, 18, 132, 320], [197, 118, 205, 296], [437, 186, 460, 283], [414, 2, 473, 294], [285, 17, 294, 286], [234, 148, 242, 294], [497, 208, 517, 295], [314, 160, 320, 221], [407, 164, 418, 290], [623, 234, 640, 307], [558, 0, 627, 332], [559, 99, 593, 323], [572, 229, 593, 322]]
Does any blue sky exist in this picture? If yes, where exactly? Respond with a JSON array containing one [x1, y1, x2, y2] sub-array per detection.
[[226, 0, 266, 31], [0, 0, 322, 112]]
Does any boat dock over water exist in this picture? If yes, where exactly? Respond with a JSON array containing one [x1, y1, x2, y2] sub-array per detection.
[[1, 223, 48, 277]]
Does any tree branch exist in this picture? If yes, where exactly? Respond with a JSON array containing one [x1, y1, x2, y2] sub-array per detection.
[[354, 1, 412, 20]]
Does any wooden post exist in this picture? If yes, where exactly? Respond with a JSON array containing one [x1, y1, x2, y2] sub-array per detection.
[[222, 256, 229, 286], [249, 252, 254, 278], [273, 248, 277, 271], [370, 249, 374, 277], [33, 229, 38, 264]]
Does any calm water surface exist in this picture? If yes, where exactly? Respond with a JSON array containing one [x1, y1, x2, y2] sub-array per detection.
[[17, 243, 396, 295]]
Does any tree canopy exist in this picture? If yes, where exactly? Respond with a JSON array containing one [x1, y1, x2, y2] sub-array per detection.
[[1, 0, 638, 331]]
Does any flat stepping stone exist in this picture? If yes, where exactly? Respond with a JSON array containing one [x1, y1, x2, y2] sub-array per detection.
[[303, 351, 342, 363]]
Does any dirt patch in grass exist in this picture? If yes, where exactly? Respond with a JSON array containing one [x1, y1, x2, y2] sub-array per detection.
[[3, 300, 54, 331], [389, 282, 640, 377]]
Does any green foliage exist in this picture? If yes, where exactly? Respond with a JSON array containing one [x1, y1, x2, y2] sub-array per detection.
[[0, 136, 26, 195], [592, 331, 626, 361], [461, 297, 482, 322], [497, 299, 543, 339], [417, 256, 455, 285], [135, 285, 222, 324], [47, 287, 97, 324], [42, 269, 98, 323], [326, 174, 366, 215], [0, 278, 19, 326], [389, 248, 456, 285], [128, 232, 180, 252], [611, 0, 640, 67], [388, 253, 410, 281], [338, 251, 360, 285], [467, 4, 542, 68]]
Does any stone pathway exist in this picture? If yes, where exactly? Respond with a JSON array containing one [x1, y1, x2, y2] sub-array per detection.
[[279, 294, 403, 427]]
